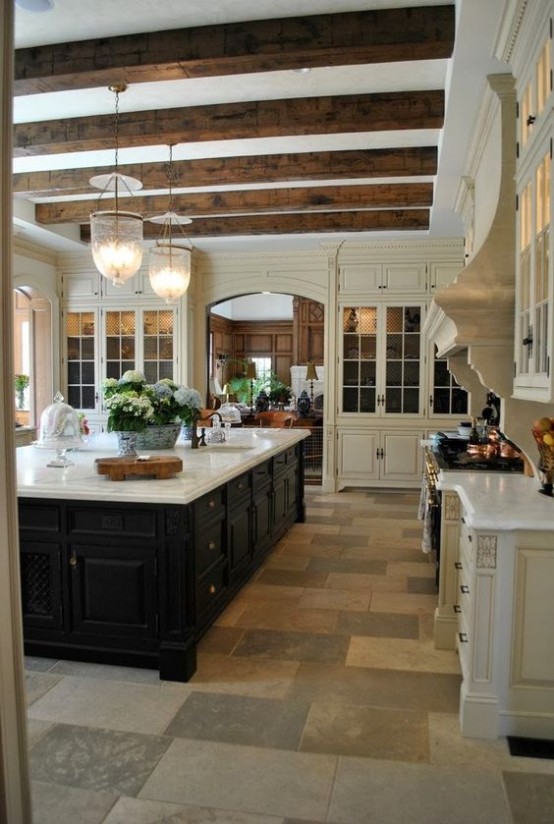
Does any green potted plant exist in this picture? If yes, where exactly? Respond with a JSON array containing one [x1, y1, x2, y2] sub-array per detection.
[[14, 373, 30, 410]]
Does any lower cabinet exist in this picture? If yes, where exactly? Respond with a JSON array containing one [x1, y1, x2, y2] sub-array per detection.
[[19, 442, 305, 682], [337, 428, 424, 489]]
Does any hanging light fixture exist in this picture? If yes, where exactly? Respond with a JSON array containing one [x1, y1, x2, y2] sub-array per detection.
[[147, 144, 193, 304], [89, 84, 143, 287]]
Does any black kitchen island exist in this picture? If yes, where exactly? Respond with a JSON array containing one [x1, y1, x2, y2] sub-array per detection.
[[17, 429, 308, 681]]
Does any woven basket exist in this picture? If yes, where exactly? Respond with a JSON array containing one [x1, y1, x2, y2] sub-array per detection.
[[135, 424, 181, 450]]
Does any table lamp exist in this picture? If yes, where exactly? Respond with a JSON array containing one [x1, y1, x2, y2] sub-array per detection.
[[246, 362, 257, 414], [305, 361, 318, 403]]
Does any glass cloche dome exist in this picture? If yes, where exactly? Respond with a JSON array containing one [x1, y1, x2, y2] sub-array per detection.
[[35, 392, 83, 467]]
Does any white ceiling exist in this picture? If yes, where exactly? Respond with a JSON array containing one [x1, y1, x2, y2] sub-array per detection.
[[13, 0, 511, 253]]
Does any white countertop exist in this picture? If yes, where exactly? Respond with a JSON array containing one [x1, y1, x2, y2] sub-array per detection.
[[437, 470, 554, 531], [17, 428, 310, 505]]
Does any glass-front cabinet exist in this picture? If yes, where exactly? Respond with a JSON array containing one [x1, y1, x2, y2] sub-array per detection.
[[341, 303, 424, 416], [430, 349, 468, 416], [514, 11, 553, 402], [63, 305, 178, 422]]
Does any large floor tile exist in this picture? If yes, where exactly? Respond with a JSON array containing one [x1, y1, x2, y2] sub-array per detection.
[[30, 724, 171, 796], [31, 780, 117, 824], [325, 571, 407, 592], [234, 603, 339, 634], [335, 609, 419, 639], [28, 675, 191, 735], [346, 635, 461, 674], [103, 796, 285, 823], [287, 663, 461, 713], [165, 691, 309, 750], [197, 625, 246, 655], [307, 557, 386, 575], [503, 771, 554, 823], [48, 659, 162, 684], [299, 701, 429, 762], [298, 587, 371, 612], [25, 671, 63, 706], [328, 757, 512, 824], [254, 569, 329, 588], [233, 629, 349, 665], [275, 541, 343, 558], [139, 738, 336, 821], [370, 591, 439, 614], [190, 654, 299, 699]]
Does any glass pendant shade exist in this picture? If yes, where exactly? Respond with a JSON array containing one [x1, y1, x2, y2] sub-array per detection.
[[90, 210, 144, 287], [148, 242, 191, 303]]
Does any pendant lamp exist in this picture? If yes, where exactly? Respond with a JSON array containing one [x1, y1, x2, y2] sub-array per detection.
[[89, 85, 143, 288], [147, 145, 193, 304]]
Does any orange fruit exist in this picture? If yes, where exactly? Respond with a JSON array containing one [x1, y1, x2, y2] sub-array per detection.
[[536, 416, 553, 432], [543, 432, 554, 446]]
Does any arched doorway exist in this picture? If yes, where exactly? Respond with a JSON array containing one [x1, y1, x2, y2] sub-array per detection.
[[207, 292, 325, 483], [12, 283, 57, 445]]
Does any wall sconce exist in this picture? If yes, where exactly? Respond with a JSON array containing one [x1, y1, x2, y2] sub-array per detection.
[[147, 144, 193, 303], [305, 361, 318, 403], [246, 361, 257, 415], [89, 85, 144, 287]]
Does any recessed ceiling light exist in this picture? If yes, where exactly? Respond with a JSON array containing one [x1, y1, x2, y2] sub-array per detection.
[[15, 0, 54, 11]]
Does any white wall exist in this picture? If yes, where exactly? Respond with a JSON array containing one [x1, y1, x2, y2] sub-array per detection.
[[214, 293, 294, 320]]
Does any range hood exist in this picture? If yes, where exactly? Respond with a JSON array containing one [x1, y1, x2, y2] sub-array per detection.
[[424, 74, 516, 401]]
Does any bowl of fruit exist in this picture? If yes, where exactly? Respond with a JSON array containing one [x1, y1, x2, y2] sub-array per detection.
[[531, 416, 554, 496]]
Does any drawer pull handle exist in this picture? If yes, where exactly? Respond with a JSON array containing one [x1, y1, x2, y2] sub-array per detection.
[[468, 534, 472, 543], [238, 482, 244, 490], [69, 552, 78, 567], [460, 584, 470, 594], [453, 604, 461, 613], [461, 516, 465, 524], [458, 632, 468, 643], [208, 540, 216, 551], [454, 561, 462, 570], [209, 584, 216, 594], [208, 500, 216, 509]]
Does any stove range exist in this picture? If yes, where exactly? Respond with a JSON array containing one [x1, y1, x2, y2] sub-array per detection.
[[432, 435, 524, 473]]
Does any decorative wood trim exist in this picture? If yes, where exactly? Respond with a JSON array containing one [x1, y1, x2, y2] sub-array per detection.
[[444, 491, 460, 521], [476, 535, 498, 569]]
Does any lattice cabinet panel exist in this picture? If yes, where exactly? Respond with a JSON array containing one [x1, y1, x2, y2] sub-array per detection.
[[143, 309, 174, 383], [65, 310, 97, 410]]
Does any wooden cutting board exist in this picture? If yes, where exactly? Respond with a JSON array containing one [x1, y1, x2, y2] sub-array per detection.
[[95, 455, 183, 481]]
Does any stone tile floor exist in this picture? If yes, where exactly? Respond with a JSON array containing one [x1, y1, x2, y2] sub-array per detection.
[[25, 489, 554, 823]]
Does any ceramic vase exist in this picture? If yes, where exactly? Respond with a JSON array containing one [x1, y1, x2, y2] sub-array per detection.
[[135, 423, 181, 450], [116, 431, 138, 457]]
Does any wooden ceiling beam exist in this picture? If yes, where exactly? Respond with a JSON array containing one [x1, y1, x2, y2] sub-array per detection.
[[13, 91, 444, 157], [13, 147, 438, 197], [79, 209, 430, 239], [36, 182, 434, 224], [14, 6, 455, 95]]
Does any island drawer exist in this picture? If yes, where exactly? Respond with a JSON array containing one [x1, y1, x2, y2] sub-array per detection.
[[196, 559, 227, 623], [18, 500, 61, 535], [195, 519, 226, 577], [67, 505, 159, 539], [227, 471, 252, 508], [252, 460, 271, 490], [272, 446, 298, 475], [193, 488, 225, 524]]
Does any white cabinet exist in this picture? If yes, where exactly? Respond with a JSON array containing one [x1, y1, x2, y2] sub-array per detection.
[[339, 262, 427, 294], [428, 262, 461, 292], [513, 4, 554, 402], [454, 506, 554, 739], [337, 428, 424, 489], [62, 305, 179, 418], [340, 303, 425, 417]]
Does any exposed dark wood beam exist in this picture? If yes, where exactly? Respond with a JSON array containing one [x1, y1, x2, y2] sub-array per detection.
[[36, 183, 433, 224], [80, 209, 429, 239], [13, 147, 438, 197], [13, 91, 445, 157], [14, 6, 455, 96]]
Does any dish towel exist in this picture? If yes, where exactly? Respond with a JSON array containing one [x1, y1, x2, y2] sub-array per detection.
[[418, 480, 432, 554]]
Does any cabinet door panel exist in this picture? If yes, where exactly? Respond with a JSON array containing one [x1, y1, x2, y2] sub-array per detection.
[[381, 431, 424, 481], [228, 505, 251, 573], [383, 263, 426, 293], [20, 542, 63, 630], [338, 430, 379, 480], [69, 545, 157, 640]]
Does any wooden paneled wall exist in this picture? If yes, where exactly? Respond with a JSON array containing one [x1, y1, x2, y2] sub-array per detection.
[[210, 298, 325, 387]]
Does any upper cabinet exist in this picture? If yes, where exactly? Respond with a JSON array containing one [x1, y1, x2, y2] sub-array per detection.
[[514, 6, 554, 402], [340, 303, 425, 417], [339, 263, 427, 294]]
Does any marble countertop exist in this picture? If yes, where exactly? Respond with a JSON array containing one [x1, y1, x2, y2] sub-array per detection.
[[17, 428, 310, 505], [437, 470, 554, 531]]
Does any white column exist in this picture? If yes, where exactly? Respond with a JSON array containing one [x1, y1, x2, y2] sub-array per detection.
[[0, 1, 33, 820]]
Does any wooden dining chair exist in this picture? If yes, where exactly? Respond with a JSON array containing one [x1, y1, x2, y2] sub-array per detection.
[[255, 411, 296, 428]]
